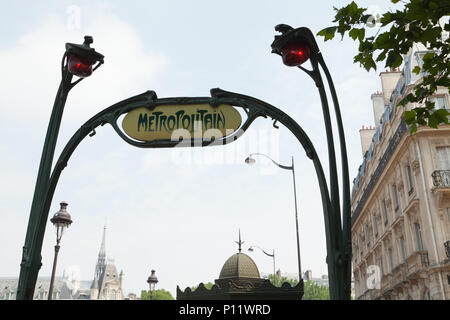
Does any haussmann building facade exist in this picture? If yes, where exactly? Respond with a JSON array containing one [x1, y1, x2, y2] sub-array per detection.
[[351, 43, 450, 300]]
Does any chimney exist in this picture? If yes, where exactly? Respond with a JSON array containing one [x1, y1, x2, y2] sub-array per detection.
[[379, 69, 402, 105], [371, 91, 385, 126], [359, 125, 376, 157]]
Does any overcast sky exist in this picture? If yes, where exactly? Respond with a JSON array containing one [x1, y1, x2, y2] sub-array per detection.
[[0, 0, 403, 297]]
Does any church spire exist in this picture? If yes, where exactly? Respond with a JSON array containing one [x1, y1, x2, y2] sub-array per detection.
[[99, 224, 106, 257], [94, 225, 107, 280]]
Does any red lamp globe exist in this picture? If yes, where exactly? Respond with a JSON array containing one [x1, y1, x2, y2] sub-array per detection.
[[68, 54, 93, 77], [281, 42, 311, 67]]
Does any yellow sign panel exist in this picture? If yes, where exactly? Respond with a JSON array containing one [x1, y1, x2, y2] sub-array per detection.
[[122, 104, 242, 141]]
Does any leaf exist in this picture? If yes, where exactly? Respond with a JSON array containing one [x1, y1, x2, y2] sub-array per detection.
[[386, 51, 403, 68], [349, 28, 359, 40], [422, 52, 435, 62], [404, 110, 416, 124], [358, 28, 365, 41], [412, 66, 421, 74], [432, 108, 450, 124], [317, 27, 338, 41]]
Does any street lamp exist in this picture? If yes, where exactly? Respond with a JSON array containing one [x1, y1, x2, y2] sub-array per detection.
[[271, 25, 351, 300], [245, 153, 302, 282], [147, 270, 158, 300], [48, 202, 72, 300], [248, 245, 276, 279], [17, 36, 104, 300]]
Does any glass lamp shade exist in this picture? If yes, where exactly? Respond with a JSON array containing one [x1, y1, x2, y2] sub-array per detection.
[[281, 42, 311, 67], [245, 157, 256, 165], [147, 270, 158, 290], [67, 54, 93, 77], [50, 202, 72, 242]]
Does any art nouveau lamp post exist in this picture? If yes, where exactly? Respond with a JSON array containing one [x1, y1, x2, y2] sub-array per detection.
[[270, 25, 351, 300], [147, 270, 158, 300], [245, 153, 302, 282], [17, 36, 104, 300], [48, 202, 72, 300]]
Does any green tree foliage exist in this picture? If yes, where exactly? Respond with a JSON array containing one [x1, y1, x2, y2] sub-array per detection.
[[267, 274, 299, 287], [190, 282, 215, 291], [302, 280, 330, 300], [267, 274, 330, 300], [140, 288, 174, 300], [318, 0, 450, 133]]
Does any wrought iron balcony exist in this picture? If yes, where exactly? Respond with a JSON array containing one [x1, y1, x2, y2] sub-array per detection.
[[432, 170, 450, 188]]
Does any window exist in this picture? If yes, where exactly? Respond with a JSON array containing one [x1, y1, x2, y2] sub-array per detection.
[[379, 256, 384, 275], [406, 165, 414, 194], [399, 237, 407, 262], [365, 224, 371, 248], [383, 199, 389, 226], [53, 292, 58, 300], [388, 248, 394, 272], [436, 146, 450, 170], [362, 272, 367, 292], [5, 292, 9, 300], [373, 214, 379, 238], [414, 223, 424, 251], [392, 184, 399, 212], [110, 289, 117, 300], [360, 234, 365, 257], [431, 96, 448, 110], [39, 291, 44, 300]]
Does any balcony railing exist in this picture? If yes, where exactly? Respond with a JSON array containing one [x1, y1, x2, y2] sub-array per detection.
[[392, 263, 408, 288], [432, 170, 450, 187], [406, 251, 429, 279]]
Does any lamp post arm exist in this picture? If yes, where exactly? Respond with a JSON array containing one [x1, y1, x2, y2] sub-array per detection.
[[249, 153, 293, 171], [251, 245, 274, 257]]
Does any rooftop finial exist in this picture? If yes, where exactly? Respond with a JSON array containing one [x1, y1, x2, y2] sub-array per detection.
[[235, 229, 245, 253]]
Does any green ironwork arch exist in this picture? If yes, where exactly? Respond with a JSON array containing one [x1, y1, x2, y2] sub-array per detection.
[[28, 88, 340, 299]]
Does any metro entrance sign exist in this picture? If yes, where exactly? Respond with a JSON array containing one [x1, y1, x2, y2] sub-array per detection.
[[17, 26, 352, 300], [122, 103, 242, 142]]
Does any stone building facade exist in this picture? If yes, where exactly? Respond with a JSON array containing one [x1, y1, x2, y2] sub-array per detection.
[[351, 44, 450, 300]]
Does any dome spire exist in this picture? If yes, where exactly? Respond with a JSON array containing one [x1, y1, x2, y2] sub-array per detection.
[[235, 229, 245, 253]]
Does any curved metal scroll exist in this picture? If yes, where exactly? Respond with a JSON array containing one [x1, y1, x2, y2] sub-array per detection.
[[43, 88, 335, 275]]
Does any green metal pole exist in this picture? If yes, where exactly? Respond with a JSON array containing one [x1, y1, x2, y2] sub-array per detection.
[[310, 59, 344, 300], [16, 68, 73, 300], [318, 54, 352, 300]]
